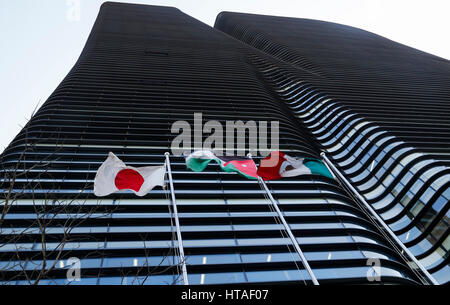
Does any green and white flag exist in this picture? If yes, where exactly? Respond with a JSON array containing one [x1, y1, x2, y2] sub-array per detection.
[[185, 150, 258, 180]]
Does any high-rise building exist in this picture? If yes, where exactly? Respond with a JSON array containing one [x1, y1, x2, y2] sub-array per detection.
[[215, 12, 450, 284], [0, 2, 447, 285]]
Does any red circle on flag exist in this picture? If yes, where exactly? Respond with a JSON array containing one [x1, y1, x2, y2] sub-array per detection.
[[115, 169, 144, 192]]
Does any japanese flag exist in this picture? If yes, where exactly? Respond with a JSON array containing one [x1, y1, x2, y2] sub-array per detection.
[[94, 152, 166, 197]]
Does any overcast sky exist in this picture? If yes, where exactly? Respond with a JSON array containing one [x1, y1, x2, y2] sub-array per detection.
[[1, 0, 449, 153]]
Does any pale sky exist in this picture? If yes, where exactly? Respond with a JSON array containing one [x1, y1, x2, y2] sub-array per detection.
[[1, 0, 449, 153]]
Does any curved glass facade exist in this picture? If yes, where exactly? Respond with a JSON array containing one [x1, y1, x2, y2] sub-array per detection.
[[215, 13, 449, 284], [1, 3, 447, 285]]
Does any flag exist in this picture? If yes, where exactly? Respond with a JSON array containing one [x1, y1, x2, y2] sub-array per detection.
[[257, 151, 333, 180], [185, 150, 258, 179], [94, 152, 166, 197]]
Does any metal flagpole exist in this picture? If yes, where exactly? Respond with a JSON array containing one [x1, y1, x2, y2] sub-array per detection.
[[320, 152, 439, 285], [258, 177, 320, 285], [251, 154, 319, 285], [164, 152, 189, 285]]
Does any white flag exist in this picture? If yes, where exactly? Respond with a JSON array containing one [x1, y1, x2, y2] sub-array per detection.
[[94, 152, 166, 197]]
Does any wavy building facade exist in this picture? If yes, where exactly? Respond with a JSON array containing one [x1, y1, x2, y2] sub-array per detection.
[[0, 2, 448, 284], [215, 12, 450, 283]]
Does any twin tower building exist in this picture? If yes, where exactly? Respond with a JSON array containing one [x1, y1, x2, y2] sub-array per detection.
[[1, 2, 449, 285]]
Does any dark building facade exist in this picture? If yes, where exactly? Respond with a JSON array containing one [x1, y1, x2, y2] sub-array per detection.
[[215, 12, 450, 284], [0, 2, 448, 284]]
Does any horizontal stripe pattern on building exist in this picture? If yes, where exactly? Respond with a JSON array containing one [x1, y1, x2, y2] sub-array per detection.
[[0, 2, 434, 285]]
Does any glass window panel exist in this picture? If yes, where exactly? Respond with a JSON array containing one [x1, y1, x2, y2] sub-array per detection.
[[246, 269, 310, 283], [189, 272, 246, 284]]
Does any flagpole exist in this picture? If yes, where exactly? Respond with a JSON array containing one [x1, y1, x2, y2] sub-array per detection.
[[320, 152, 438, 285], [165, 152, 189, 285], [258, 177, 320, 285], [250, 154, 319, 285]]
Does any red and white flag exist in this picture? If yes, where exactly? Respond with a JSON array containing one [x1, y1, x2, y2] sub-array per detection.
[[257, 151, 333, 181], [94, 152, 166, 197]]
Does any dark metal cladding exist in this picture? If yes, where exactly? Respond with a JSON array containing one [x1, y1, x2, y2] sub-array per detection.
[[215, 11, 450, 284], [0, 2, 439, 284]]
